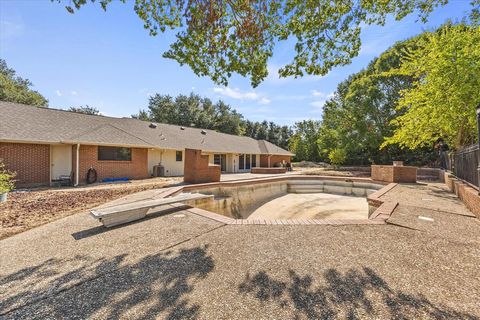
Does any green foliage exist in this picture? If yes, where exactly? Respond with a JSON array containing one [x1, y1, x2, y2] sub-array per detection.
[[54, 0, 479, 87], [0, 160, 16, 193], [68, 105, 100, 115], [133, 92, 292, 149], [316, 30, 439, 165], [382, 24, 480, 149], [0, 59, 48, 106], [288, 120, 322, 162], [244, 120, 292, 150], [138, 92, 245, 135], [328, 148, 347, 167]]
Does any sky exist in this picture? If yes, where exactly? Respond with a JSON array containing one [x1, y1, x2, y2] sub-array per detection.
[[0, 0, 473, 126]]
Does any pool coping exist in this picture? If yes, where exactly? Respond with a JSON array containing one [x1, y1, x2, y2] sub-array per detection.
[[159, 175, 398, 226]]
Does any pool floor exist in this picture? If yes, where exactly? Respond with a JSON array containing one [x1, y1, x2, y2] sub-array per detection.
[[248, 193, 368, 220]]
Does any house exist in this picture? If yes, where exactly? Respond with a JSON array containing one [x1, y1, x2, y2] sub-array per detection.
[[0, 102, 293, 186]]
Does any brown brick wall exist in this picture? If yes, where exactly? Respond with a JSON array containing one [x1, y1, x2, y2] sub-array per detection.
[[72, 145, 148, 184], [251, 167, 286, 174], [371, 165, 417, 183], [0, 142, 50, 186], [259, 155, 291, 168], [444, 172, 480, 218], [184, 149, 220, 184]]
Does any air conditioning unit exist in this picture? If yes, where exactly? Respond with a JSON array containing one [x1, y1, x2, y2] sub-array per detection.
[[153, 165, 165, 177]]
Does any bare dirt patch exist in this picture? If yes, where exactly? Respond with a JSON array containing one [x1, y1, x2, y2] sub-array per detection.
[[294, 167, 371, 177], [0, 178, 181, 239]]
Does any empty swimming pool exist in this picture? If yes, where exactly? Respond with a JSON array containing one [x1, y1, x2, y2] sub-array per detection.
[[181, 178, 385, 220]]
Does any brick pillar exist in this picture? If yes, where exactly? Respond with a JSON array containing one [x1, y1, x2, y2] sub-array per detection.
[[184, 149, 221, 184]]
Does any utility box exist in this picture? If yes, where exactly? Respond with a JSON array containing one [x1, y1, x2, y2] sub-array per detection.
[[153, 165, 164, 177]]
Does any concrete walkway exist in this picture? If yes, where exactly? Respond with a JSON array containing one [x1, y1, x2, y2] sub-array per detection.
[[1, 182, 479, 319]]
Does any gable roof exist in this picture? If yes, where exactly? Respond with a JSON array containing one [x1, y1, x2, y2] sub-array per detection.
[[0, 101, 293, 156]]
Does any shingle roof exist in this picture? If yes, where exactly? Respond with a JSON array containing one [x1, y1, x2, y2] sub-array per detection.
[[0, 101, 293, 156]]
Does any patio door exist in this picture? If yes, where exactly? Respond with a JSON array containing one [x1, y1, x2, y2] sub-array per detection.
[[214, 154, 227, 172], [239, 154, 245, 170], [246, 154, 251, 170]]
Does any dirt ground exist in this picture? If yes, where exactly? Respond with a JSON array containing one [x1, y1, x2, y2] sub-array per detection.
[[0, 177, 181, 239], [294, 167, 371, 177]]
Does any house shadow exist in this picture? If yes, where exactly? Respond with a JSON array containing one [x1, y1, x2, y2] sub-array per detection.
[[1, 246, 214, 319], [238, 267, 477, 320]]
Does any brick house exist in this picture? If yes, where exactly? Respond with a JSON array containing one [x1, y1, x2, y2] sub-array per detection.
[[0, 102, 293, 186]]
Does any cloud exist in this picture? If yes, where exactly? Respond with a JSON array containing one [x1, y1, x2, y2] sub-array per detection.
[[259, 97, 271, 105], [310, 92, 334, 113], [0, 20, 24, 41], [71, 90, 78, 95], [55, 90, 62, 97], [213, 87, 270, 104], [310, 90, 335, 98]]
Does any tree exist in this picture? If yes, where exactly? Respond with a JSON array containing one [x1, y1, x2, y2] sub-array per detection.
[[382, 24, 480, 149], [137, 92, 246, 135], [316, 30, 438, 165], [133, 92, 294, 147], [57, 0, 480, 87], [68, 105, 101, 115], [0, 59, 48, 106], [288, 120, 322, 162]]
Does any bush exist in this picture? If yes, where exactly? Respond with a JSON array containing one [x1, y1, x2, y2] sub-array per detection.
[[328, 148, 347, 167], [0, 160, 15, 193]]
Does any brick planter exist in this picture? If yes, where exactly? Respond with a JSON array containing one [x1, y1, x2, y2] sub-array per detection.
[[371, 165, 417, 183]]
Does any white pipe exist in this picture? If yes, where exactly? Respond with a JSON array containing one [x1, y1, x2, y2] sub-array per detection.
[[75, 144, 80, 186]]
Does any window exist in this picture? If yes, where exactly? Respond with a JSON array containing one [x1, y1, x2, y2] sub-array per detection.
[[251, 155, 256, 168], [176, 150, 183, 162], [239, 154, 245, 170], [98, 146, 131, 161], [246, 154, 251, 169]]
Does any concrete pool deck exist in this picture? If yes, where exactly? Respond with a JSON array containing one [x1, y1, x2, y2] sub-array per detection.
[[1, 181, 479, 319]]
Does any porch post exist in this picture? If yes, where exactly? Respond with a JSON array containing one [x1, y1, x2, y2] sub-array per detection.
[[75, 144, 80, 186]]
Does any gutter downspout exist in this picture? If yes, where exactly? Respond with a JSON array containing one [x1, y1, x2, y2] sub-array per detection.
[[268, 155, 272, 168], [75, 144, 80, 186]]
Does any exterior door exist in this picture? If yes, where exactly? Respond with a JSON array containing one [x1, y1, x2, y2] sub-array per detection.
[[246, 154, 251, 170], [51, 145, 72, 181]]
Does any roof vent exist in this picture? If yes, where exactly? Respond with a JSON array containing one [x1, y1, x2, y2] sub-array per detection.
[[201, 130, 207, 135], [180, 126, 185, 130], [149, 123, 157, 128]]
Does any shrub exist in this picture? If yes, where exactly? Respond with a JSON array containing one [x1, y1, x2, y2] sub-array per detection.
[[0, 160, 15, 193], [328, 148, 347, 167]]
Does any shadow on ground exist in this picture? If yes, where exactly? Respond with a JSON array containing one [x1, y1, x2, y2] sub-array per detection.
[[238, 268, 477, 320], [1, 246, 214, 319]]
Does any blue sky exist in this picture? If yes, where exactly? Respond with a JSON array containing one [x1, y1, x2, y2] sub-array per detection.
[[0, 0, 473, 125]]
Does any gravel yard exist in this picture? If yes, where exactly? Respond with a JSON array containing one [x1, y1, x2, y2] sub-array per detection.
[[0, 177, 181, 239], [1, 181, 479, 319]]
